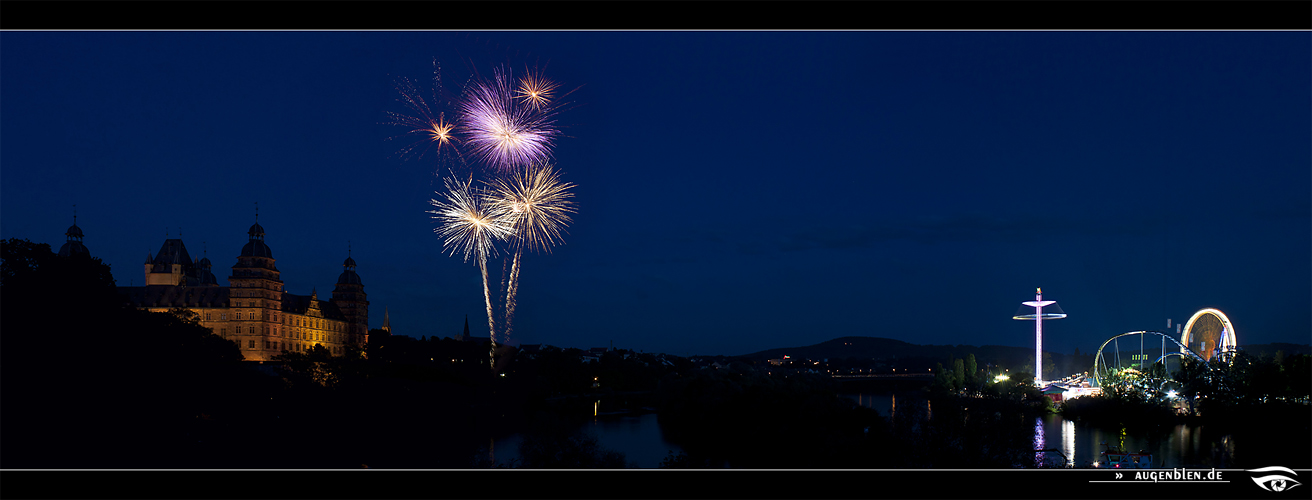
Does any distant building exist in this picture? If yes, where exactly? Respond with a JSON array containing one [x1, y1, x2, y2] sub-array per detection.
[[1041, 384, 1067, 403], [455, 315, 474, 341], [518, 344, 542, 359], [116, 218, 370, 362]]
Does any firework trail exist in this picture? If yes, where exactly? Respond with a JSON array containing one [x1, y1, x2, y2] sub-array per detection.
[[460, 68, 559, 172], [429, 173, 513, 369], [486, 162, 576, 341]]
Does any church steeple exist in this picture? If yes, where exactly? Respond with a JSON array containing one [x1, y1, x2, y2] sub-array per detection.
[[381, 307, 391, 333]]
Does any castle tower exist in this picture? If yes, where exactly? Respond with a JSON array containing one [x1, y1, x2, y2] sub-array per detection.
[[145, 237, 194, 286], [331, 249, 369, 349], [57, 210, 91, 258], [229, 216, 284, 361], [194, 244, 218, 286]]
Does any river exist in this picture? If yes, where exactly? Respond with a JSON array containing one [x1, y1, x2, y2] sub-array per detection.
[[485, 392, 1242, 468], [845, 392, 1238, 468], [487, 411, 683, 468]]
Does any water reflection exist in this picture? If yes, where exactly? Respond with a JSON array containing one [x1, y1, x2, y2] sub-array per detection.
[[1033, 417, 1045, 467], [488, 413, 682, 468], [843, 392, 1238, 468], [1062, 419, 1075, 467]]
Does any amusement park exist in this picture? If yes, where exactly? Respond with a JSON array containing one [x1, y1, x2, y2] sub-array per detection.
[[1014, 288, 1310, 470]]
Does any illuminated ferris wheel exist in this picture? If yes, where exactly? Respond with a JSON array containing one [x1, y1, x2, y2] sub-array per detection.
[[1180, 308, 1237, 363]]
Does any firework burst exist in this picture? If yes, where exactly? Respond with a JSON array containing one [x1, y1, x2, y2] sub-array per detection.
[[429, 173, 513, 369], [430, 174, 512, 263], [460, 68, 558, 172], [516, 68, 560, 112], [383, 62, 465, 165], [487, 162, 576, 254], [399, 59, 579, 372], [486, 162, 576, 342]]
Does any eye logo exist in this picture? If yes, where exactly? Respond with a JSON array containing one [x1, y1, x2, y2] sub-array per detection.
[[1248, 466, 1302, 492]]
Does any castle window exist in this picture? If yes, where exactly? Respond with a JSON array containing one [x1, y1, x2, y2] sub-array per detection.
[[236, 313, 243, 320], [221, 313, 227, 320], [248, 340, 255, 349]]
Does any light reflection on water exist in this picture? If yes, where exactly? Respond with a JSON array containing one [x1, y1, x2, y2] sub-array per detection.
[[843, 392, 1237, 468], [488, 413, 683, 468]]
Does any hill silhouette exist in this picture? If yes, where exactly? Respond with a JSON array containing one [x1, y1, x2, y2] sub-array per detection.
[[738, 336, 1043, 368], [737, 336, 1312, 375]]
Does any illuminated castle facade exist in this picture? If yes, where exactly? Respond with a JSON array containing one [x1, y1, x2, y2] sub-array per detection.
[[118, 220, 370, 362]]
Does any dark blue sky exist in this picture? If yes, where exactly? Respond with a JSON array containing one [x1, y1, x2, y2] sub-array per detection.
[[3, 31, 1308, 356]]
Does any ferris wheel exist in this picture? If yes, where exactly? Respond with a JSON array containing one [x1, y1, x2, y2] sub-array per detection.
[[1180, 308, 1238, 363]]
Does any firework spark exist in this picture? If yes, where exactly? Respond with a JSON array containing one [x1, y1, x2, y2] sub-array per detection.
[[516, 69, 560, 111], [486, 162, 576, 342], [487, 162, 576, 254], [383, 62, 464, 164], [430, 174, 512, 263], [460, 69, 557, 172], [429, 173, 513, 369]]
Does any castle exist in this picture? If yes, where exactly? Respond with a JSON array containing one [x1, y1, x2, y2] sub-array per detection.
[[107, 218, 371, 362]]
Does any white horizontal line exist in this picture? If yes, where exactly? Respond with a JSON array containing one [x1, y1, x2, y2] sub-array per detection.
[[1086, 477, 1228, 480]]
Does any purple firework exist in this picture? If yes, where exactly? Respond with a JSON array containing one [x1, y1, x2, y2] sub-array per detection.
[[459, 69, 558, 172]]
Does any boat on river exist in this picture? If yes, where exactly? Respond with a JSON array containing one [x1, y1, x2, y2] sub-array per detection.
[[1098, 442, 1153, 469]]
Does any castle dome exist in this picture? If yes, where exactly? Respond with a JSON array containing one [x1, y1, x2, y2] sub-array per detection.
[[58, 220, 89, 258], [248, 221, 266, 238], [240, 221, 273, 258], [337, 270, 362, 285], [240, 240, 274, 258], [58, 239, 89, 258], [337, 252, 361, 285]]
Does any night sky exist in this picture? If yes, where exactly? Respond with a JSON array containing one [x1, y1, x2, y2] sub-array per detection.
[[2, 31, 1308, 357]]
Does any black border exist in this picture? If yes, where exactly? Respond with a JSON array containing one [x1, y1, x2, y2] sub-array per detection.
[[4, 468, 1312, 499], [1, 1, 1310, 30], [2, 2, 1309, 500]]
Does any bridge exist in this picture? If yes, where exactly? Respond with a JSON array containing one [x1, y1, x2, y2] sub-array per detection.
[[831, 373, 934, 379]]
